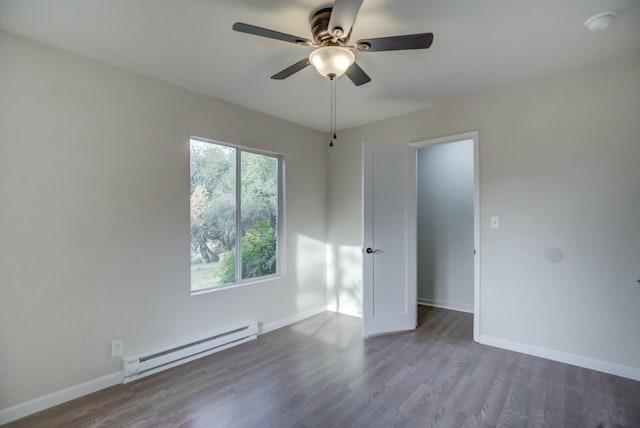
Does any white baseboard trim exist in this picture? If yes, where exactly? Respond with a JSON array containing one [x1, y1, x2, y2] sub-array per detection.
[[0, 372, 122, 425], [478, 334, 640, 382], [258, 305, 328, 335], [418, 298, 473, 314]]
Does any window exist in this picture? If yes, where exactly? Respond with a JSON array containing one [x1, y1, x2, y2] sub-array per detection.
[[190, 138, 283, 292]]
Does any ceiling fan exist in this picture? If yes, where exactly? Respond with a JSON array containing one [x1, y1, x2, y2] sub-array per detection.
[[232, 0, 434, 86]]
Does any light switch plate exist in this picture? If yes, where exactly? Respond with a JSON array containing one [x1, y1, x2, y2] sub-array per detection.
[[490, 216, 500, 229]]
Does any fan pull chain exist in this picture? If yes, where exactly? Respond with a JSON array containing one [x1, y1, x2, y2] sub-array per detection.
[[329, 76, 335, 147], [333, 75, 337, 142]]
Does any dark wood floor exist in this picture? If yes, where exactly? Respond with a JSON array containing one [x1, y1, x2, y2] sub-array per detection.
[[6, 307, 640, 427]]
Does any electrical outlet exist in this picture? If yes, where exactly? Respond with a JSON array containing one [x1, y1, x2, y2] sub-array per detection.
[[111, 340, 123, 358]]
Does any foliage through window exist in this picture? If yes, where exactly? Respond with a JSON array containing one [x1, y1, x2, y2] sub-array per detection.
[[190, 139, 281, 291]]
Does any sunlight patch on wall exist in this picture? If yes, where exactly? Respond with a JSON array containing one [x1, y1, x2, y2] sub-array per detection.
[[327, 244, 363, 317], [294, 234, 327, 312]]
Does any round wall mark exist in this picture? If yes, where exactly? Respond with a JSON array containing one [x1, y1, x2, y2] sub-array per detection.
[[544, 248, 564, 263]]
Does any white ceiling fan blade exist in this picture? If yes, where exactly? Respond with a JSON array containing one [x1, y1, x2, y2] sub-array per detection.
[[328, 0, 364, 39]]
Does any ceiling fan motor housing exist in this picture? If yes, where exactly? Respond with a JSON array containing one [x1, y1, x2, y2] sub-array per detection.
[[311, 7, 348, 46]]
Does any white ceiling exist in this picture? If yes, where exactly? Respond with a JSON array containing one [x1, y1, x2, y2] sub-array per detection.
[[1, 0, 639, 132]]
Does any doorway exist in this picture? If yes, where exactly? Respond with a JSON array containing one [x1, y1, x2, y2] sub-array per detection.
[[412, 132, 480, 340]]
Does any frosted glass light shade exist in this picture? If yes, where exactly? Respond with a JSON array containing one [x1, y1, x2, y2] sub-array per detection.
[[309, 47, 355, 78]]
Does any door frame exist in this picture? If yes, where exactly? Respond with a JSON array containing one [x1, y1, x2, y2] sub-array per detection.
[[410, 131, 480, 341]]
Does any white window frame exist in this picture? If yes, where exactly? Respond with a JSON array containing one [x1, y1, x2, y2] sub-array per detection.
[[190, 137, 285, 295]]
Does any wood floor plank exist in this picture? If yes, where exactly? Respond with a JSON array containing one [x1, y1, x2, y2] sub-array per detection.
[[5, 307, 640, 428]]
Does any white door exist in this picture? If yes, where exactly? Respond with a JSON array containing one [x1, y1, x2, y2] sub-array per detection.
[[362, 142, 417, 336]]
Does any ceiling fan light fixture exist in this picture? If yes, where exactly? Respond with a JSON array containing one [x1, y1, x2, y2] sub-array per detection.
[[309, 46, 355, 78]]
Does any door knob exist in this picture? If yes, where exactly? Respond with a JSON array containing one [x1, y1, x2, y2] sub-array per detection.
[[365, 248, 381, 254]]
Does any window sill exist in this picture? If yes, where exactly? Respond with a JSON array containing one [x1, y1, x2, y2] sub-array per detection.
[[190, 273, 284, 296]]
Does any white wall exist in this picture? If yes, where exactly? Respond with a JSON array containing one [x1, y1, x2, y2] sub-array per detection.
[[417, 140, 474, 312], [0, 31, 328, 410], [327, 57, 640, 374]]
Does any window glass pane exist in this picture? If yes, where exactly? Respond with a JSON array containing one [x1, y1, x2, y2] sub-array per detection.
[[240, 151, 278, 280], [190, 140, 236, 290]]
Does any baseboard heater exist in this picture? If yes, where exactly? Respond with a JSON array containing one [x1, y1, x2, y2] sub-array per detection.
[[122, 320, 258, 383]]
